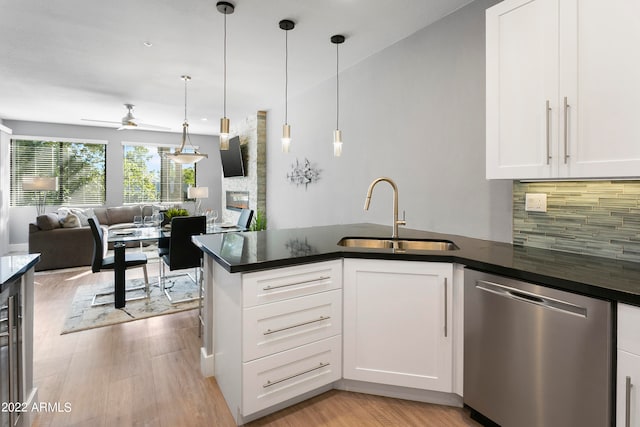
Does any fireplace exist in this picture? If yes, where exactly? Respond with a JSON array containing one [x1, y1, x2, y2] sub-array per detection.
[[226, 191, 249, 211]]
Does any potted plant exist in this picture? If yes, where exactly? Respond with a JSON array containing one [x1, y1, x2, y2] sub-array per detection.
[[163, 207, 190, 226]]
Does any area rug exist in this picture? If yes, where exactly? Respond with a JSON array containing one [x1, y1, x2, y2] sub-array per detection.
[[61, 275, 199, 334]]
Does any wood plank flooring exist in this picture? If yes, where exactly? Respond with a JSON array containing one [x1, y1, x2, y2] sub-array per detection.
[[31, 265, 480, 427]]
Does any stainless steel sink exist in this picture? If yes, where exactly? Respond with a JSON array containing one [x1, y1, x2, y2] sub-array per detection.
[[337, 237, 459, 251]]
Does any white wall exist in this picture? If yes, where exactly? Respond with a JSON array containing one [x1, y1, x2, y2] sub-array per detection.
[[266, 0, 511, 242], [5, 120, 222, 246]]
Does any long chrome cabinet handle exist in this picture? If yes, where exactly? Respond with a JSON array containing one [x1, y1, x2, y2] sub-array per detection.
[[475, 280, 587, 318], [626, 376, 633, 427], [8, 296, 16, 416], [546, 100, 552, 164], [263, 276, 330, 291], [263, 362, 330, 388], [264, 316, 330, 336], [563, 96, 570, 164], [444, 278, 448, 338]]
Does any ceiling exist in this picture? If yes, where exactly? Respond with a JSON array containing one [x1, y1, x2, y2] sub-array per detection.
[[0, 0, 473, 135]]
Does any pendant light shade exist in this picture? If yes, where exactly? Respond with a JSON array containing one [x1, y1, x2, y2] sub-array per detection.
[[217, 1, 234, 150], [167, 75, 208, 164], [280, 19, 295, 153], [331, 35, 345, 157]]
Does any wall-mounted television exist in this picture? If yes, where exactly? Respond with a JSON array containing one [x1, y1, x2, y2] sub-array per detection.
[[219, 136, 245, 177]]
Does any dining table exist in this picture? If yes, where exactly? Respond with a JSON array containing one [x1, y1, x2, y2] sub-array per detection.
[[106, 221, 248, 308], [107, 226, 165, 308]]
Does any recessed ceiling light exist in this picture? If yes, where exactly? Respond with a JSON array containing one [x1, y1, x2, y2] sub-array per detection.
[[143, 41, 153, 47], [201, 118, 208, 121]]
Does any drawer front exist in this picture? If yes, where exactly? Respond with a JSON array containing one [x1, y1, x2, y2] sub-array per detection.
[[243, 289, 342, 362], [242, 335, 342, 417], [619, 303, 640, 354], [242, 260, 342, 307]]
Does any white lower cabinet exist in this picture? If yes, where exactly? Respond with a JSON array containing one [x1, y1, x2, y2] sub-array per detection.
[[242, 335, 342, 415], [343, 259, 454, 392], [617, 303, 640, 426], [216, 260, 343, 424]]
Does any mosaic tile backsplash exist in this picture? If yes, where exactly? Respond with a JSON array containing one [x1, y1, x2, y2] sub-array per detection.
[[513, 181, 640, 262]]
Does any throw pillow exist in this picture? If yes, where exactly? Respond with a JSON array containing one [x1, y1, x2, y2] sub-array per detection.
[[69, 208, 89, 226], [61, 213, 80, 228], [36, 213, 61, 231]]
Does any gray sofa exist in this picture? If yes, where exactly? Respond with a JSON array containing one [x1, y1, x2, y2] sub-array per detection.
[[28, 205, 160, 271]]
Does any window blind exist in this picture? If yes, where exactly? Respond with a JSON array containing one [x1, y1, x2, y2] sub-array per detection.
[[10, 139, 106, 206], [122, 144, 196, 203]]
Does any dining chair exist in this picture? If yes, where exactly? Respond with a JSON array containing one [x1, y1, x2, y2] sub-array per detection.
[[87, 216, 149, 307], [160, 215, 206, 304], [237, 209, 254, 231]]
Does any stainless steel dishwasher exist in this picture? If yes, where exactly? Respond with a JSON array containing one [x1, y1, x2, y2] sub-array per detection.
[[464, 269, 612, 427]]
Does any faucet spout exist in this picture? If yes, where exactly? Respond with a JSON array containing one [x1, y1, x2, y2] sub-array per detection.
[[363, 177, 406, 239]]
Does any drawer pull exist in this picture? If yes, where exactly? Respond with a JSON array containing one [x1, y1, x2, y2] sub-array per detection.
[[263, 362, 330, 388], [263, 276, 330, 291], [264, 316, 330, 336]]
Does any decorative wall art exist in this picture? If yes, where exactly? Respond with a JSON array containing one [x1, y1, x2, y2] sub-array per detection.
[[286, 158, 321, 189]]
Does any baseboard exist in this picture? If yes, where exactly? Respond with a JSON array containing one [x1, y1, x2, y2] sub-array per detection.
[[200, 347, 214, 377], [336, 379, 463, 407]]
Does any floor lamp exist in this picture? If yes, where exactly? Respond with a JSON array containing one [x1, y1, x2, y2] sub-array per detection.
[[22, 177, 58, 215], [188, 186, 209, 216]]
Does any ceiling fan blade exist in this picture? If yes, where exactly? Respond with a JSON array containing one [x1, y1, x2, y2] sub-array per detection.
[[81, 118, 121, 125], [136, 122, 172, 131]]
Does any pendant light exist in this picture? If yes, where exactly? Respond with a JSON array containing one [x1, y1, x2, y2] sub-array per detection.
[[331, 35, 345, 157], [217, 1, 234, 150], [279, 19, 295, 153], [167, 75, 208, 164]]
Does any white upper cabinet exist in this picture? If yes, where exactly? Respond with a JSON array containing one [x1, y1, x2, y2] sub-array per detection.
[[486, 0, 640, 179]]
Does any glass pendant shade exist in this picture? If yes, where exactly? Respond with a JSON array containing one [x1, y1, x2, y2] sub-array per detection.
[[333, 129, 343, 157], [219, 117, 230, 150], [282, 124, 291, 153]]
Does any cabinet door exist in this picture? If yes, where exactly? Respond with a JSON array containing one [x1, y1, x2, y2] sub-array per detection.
[[564, 0, 640, 178], [617, 350, 640, 427], [486, 0, 559, 179], [343, 259, 453, 392]]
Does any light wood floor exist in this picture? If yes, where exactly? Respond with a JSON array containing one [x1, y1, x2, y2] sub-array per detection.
[[31, 265, 480, 427]]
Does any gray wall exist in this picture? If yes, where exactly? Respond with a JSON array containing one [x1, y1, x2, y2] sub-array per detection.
[[5, 120, 221, 246], [266, 0, 511, 242]]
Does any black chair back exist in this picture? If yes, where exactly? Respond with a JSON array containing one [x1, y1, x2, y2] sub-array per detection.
[[237, 209, 254, 230], [87, 216, 105, 273], [167, 216, 206, 270]]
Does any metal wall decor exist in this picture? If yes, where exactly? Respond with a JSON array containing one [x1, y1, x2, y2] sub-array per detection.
[[286, 158, 320, 189]]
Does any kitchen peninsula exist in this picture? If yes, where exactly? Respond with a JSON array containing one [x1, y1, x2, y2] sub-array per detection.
[[193, 223, 640, 425]]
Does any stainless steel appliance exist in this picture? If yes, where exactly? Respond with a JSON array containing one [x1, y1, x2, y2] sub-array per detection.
[[1, 278, 22, 427], [464, 269, 612, 426]]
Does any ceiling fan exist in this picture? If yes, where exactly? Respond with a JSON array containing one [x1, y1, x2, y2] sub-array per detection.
[[81, 103, 171, 131]]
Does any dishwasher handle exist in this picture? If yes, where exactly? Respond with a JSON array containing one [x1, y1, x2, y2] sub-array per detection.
[[475, 280, 587, 318]]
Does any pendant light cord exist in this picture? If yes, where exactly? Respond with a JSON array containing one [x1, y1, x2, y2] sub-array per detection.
[[184, 77, 188, 122], [285, 29, 288, 125], [336, 42, 339, 130], [223, 11, 227, 118]]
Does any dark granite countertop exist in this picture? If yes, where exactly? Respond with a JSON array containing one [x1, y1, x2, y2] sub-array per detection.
[[0, 254, 40, 291], [192, 223, 640, 306]]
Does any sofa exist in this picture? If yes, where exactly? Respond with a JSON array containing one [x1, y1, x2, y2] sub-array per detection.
[[28, 205, 164, 271]]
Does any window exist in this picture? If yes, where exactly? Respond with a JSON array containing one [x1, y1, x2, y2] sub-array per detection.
[[122, 143, 196, 203], [10, 137, 106, 206]]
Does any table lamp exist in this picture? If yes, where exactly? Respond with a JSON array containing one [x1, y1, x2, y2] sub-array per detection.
[[22, 177, 58, 215], [188, 186, 209, 215]]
